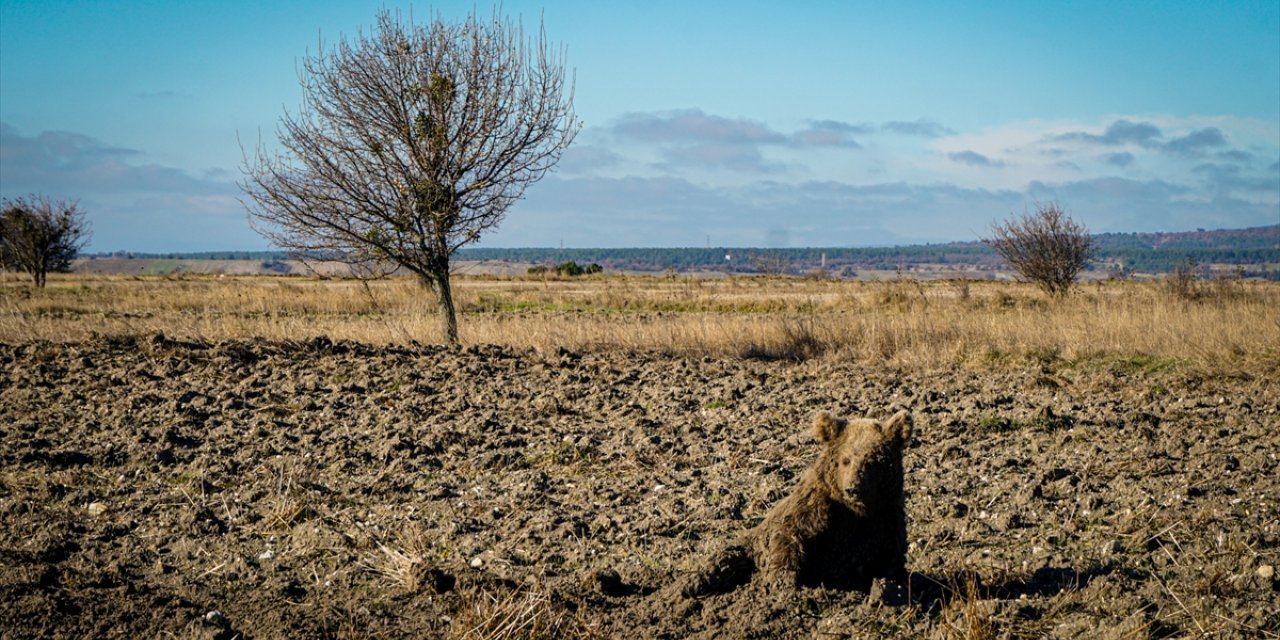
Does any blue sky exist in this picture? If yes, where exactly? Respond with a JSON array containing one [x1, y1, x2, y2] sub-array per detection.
[[1, 0, 1277, 251]]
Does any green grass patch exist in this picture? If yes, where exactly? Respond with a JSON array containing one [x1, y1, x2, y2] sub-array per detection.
[[1106, 354, 1181, 375], [976, 412, 1018, 433], [1063, 352, 1185, 376]]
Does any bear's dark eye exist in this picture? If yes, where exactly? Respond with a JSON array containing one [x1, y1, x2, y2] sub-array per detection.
[[840, 457, 850, 466]]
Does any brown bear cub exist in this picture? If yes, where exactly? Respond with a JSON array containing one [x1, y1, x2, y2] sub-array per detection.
[[682, 410, 914, 596]]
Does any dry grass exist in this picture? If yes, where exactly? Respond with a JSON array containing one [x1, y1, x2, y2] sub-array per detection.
[[939, 575, 998, 640], [2, 272, 1277, 372], [365, 543, 426, 592], [448, 581, 601, 640], [361, 521, 452, 594]]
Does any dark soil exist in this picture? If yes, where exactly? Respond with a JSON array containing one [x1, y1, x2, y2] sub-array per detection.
[[1, 336, 1277, 638]]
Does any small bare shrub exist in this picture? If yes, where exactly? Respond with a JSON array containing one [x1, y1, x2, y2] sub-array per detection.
[[985, 202, 1094, 297], [877, 275, 928, 311], [1166, 257, 1202, 300]]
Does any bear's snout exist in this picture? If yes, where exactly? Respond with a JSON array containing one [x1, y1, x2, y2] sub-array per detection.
[[842, 486, 866, 505]]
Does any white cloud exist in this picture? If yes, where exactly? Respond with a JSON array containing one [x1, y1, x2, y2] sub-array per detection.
[[0, 122, 257, 252], [927, 115, 1279, 200], [5, 110, 1274, 252]]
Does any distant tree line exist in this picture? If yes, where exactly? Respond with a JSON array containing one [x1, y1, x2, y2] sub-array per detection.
[[1093, 226, 1280, 251], [457, 225, 1277, 276], [1106, 248, 1279, 276], [460, 245, 1006, 274], [85, 250, 289, 261], [82, 225, 1277, 278]]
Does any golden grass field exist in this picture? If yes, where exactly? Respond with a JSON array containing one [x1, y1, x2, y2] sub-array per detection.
[[2, 271, 1276, 373]]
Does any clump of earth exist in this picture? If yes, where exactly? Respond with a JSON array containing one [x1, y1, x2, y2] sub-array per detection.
[[1, 336, 1276, 638]]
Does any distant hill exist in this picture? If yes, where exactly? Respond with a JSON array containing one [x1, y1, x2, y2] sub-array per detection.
[[78, 225, 1279, 279], [1090, 226, 1280, 275], [1094, 226, 1279, 251], [457, 225, 1279, 277]]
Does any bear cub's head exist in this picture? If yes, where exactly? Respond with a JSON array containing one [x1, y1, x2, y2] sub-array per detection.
[[812, 410, 913, 515]]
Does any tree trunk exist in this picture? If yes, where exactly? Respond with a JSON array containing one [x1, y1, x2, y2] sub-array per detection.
[[422, 268, 458, 346]]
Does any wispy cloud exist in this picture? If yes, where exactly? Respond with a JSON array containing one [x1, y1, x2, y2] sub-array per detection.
[[556, 144, 624, 174], [1025, 175, 1277, 231], [612, 109, 786, 145], [931, 115, 1278, 200], [9, 109, 1270, 253], [1164, 127, 1228, 156], [604, 109, 871, 175], [0, 122, 231, 195], [790, 120, 866, 148], [948, 150, 1004, 167], [493, 166, 1278, 249], [1053, 119, 1163, 146], [0, 122, 141, 167], [1103, 152, 1136, 167], [1049, 120, 1240, 159], [1193, 162, 1280, 194], [882, 119, 954, 138], [659, 142, 787, 174], [558, 111, 1277, 244], [0, 122, 252, 252], [610, 109, 875, 151], [1216, 150, 1253, 163]]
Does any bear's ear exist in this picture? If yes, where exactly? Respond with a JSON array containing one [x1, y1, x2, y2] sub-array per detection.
[[813, 411, 846, 443], [882, 410, 913, 443]]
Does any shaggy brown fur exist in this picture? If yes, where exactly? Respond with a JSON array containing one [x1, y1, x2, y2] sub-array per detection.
[[682, 410, 914, 596]]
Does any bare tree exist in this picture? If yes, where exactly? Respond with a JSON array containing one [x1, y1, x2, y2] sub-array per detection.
[[242, 8, 577, 344], [985, 202, 1095, 297], [0, 195, 90, 287]]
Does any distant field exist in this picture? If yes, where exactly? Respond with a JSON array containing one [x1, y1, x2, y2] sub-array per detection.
[[3, 272, 1276, 373], [71, 255, 1022, 280], [74, 225, 1280, 279], [71, 257, 540, 278], [70, 255, 1026, 281]]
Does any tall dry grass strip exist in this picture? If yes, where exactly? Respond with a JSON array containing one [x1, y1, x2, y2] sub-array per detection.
[[2, 274, 1276, 372]]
